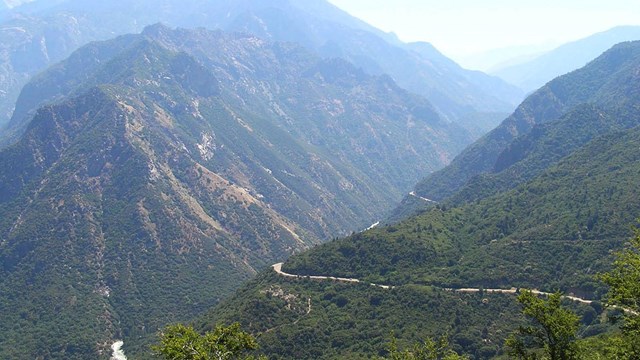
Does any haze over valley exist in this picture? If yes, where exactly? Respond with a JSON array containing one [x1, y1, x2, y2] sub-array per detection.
[[0, 1, 639, 359]]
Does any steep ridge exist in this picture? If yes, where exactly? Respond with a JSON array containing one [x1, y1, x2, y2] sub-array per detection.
[[0, 0, 521, 138], [0, 69, 290, 360], [448, 102, 639, 205], [413, 40, 640, 203], [287, 125, 640, 290], [0, 25, 470, 359], [199, 44, 640, 358], [494, 26, 640, 92], [201, 118, 640, 360]]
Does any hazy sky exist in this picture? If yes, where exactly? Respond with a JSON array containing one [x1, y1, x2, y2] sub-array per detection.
[[327, 0, 640, 64]]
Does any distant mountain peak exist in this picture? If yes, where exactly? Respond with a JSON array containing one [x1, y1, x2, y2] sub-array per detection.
[[0, 0, 522, 139], [411, 39, 640, 205], [493, 25, 640, 92]]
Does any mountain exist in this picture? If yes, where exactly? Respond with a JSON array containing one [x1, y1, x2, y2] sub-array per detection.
[[286, 126, 640, 291], [0, 24, 472, 359], [0, 0, 522, 140], [201, 125, 639, 359], [197, 40, 640, 359], [493, 26, 640, 93], [205, 270, 533, 359], [412, 39, 640, 203]]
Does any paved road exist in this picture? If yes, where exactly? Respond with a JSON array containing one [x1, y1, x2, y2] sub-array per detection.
[[446, 287, 594, 305], [273, 263, 392, 289], [272, 263, 637, 314], [409, 191, 437, 203]]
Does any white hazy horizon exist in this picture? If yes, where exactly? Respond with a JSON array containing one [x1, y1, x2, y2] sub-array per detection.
[[327, 0, 640, 70]]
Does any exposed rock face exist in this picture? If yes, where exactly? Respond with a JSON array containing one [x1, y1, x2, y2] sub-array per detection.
[[0, 0, 522, 137], [0, 25, 470, 358]]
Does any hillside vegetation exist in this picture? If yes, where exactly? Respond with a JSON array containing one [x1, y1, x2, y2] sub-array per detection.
[[0, 25, 471, 359], [414, 40, 640, 203], [199, 40, 640, 360]]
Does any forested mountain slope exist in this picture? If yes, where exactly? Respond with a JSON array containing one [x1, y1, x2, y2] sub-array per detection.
[[494, 26, 640, 92], [203, 115, 640, 360], [0, 25, 470, 359], [200, 42, 640, 360], [413, 40, 640, 203]]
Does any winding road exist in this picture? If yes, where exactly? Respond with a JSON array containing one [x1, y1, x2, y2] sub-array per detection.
[[272, 263, 637, 314], [409, 191, 438, 203], [273, 263, 392, 289]]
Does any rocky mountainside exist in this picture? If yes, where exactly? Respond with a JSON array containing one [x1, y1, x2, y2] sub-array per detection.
[[198, 40, 640, 360], [202, 124, 640, 359], [412, 40, 640, 204], [0, 24, 471, 359], [0, 0, 522, 138]]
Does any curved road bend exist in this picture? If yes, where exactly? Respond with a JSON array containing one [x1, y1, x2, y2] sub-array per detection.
[[272, 263, 637, 315], [409, 191, 437, 203], [273, 263, 392, 289]]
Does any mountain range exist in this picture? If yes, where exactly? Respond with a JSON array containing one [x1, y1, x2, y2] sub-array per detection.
[[199, 40, 640, 359], [0, 1, 638, 359], [413, 38, 640, 204], [0, 23, 476, 359], [0, 0, 522, 143], [493, 26, 640, 93]]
